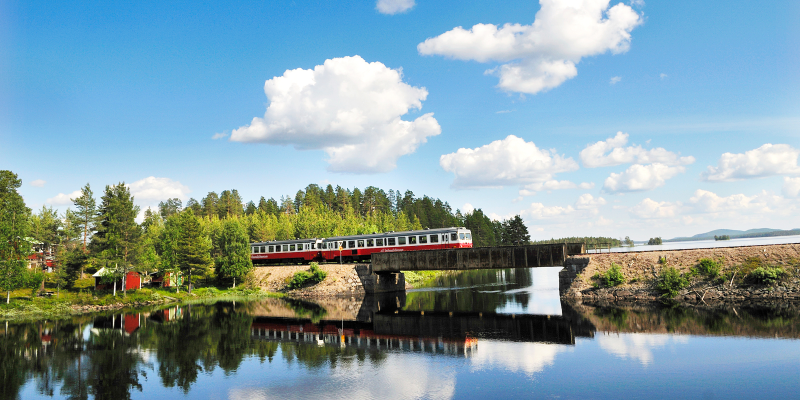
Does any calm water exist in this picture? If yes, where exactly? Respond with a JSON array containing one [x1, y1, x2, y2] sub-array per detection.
[[4, 268, 800, 400], [589, 235, 800, 253]]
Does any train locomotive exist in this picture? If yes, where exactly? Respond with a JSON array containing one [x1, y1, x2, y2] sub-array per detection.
[[250, 227, 473, 265]]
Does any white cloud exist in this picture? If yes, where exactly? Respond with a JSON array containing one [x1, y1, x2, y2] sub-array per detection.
[[603, 163, 685, 193], [630, 0, 645, 7], [598, 334, 687, 366], [462, 203, 475, 214], [701, 143, 800, 182], [519, 180, 594, 196], [496, 109, 515, 114], [46, 190, 82, 206], [417, 0, 642, 94], [376, 0, 415, 14], [609, 76, 622, 85], [470, 341, 567, 375], [30, 179, 46, 187], [784, 177, 800, 198], [581, 132, 695, 168], [440, 135, 578, 189], [230, 56, 440, 173], [659, 73, 667, 79], [629, 198, 680, 219], [687, 189, 791, 215], [523, 194, 605, 220], [127, 177, 191, 202], [211, 132, 228, 140]]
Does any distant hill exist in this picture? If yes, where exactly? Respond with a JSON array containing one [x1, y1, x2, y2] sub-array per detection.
[[667, 228, 800, 242]]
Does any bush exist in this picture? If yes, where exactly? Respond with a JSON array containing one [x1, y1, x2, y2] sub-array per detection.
[[746, 267, 786, 285], [648, 237, 663, 245], [656, 267, 689, 298], [696, 258, 721, 279], [286, 263, 327, 290], [600, 263, 626, 287]]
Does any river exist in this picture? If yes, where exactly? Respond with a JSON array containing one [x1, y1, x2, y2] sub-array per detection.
[[4, 267, 800, 399]]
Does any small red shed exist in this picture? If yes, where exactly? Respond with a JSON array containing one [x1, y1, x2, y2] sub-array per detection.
[[93, 268, 141, 291]]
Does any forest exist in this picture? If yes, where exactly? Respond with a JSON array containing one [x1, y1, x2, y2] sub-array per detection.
[[0, 170, 531, 297]]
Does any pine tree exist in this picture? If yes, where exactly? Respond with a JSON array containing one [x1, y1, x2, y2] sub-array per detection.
[[501, 215, 530, 246], [91, 183, 141, 295], [215, 219, 253, 288], [70, 183, 96, 253], [175, 209, 211, 293], [0, 170, 32, 303]]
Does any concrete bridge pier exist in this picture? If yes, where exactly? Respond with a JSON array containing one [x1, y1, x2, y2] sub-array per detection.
[[355, 265, 406, 294], [559, 257, 590, 295]]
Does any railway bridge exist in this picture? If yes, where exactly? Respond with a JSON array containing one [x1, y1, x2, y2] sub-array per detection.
[[364, 243, 590, 294]]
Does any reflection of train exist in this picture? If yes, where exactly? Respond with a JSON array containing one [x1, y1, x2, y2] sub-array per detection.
[[250, 227, 473, 265]]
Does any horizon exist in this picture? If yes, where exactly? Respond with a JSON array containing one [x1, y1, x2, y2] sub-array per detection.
[[3, 0, 799, 241]]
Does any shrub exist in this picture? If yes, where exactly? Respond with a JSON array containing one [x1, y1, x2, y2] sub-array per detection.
[[603, 263, 627, 287], [746, 267, 786, 285], [656, 267, 689, 298], [696, 258, 721, 279], [286, 263, 327, 290]]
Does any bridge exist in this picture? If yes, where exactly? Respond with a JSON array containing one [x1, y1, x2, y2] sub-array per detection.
[[363, 243, 589, 294]]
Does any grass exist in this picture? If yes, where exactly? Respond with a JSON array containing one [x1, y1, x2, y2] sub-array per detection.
[[403, 270, 445, 286], [0, 285, 283, 322]]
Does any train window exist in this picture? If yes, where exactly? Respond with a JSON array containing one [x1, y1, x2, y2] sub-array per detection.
[[419, 235, 427, 244], [466, 233, 472, 240], [430, 235, 438, 243], [357, 240, 364, 247], [348, 240, 355, 248], [376, 238, 384, 246], [252, 247, 257, 254], [451, 233, 458, 241], [398, 237, 406, 245], [260, 246, 265, 253], [366, 239, 374, 247], [459, 233, 465, 240], [388, 238, 396, 246], [282, 245, 288, 252], [269, 245, 274, 252], [409, 236, 417, 244], [289, 244, 295, 251]]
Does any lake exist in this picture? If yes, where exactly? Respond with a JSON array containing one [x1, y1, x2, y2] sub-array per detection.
[[589, 235, 800, 253], [5, 267, 800, 399]]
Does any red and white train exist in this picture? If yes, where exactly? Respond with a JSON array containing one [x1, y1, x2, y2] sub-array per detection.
[[250, 227, 473, 265]]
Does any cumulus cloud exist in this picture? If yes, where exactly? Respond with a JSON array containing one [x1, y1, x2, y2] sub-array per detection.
[[417, 0, 642, 94], [231, 56, 440, 173], [609, 76, 622, 85], [46, 190, 82, 206], [659, 73, 667, 79], [376, 0, 415, 14], [629, 198, 680, 219], [603, 163, 685, 193], [701, 143, 800, 181], [440, 135, 578, 189], [598, 334, 688, 366], [581, 132, 695, 168], [211, 132, 228, 140], [127, 177, 191, 202], [523, 194, 605, 220], [470, 341, 567, 375], [784, 177, 800, 198], [687, 189, 791, 215], [30, 179, 46, 187], [519, 180, 594, 196]]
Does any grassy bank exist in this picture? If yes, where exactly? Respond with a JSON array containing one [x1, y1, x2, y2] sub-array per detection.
[[404, 270, 448, 287], [0, 286, 284, 322]]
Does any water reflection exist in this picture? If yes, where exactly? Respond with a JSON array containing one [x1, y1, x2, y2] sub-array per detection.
[[3, 270, 800, 399]]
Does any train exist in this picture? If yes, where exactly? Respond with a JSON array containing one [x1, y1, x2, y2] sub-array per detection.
[[250, 227, 473, 265]]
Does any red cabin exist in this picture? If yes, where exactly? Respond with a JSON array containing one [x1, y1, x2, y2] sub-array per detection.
[[92, 268, 141, 291]]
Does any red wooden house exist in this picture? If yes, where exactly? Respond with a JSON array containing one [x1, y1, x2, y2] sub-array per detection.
[[93, 268, 141, 291]]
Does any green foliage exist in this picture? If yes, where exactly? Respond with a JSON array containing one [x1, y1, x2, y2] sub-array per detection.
[[696, 258, 722, 278], [648, 237, 662, 245], [531, 236, 622, 247], [500, 215, 530, 246], [714, 235, 731, 240], [656, 267, 690, 298], [175, 209, 212, 293], [286, 263, 327, 290], [91, 182, 141, 292], [592, 263, 626, 287], [214, 219, 253, 287], [746, 267, 786, 285]]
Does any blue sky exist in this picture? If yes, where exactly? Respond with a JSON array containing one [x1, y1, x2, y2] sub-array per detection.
[[2, 0, 799, 240]]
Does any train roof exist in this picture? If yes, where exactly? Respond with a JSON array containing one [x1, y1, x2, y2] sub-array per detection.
[[322, 227, 469, 242], [249, 227, 470, 246]]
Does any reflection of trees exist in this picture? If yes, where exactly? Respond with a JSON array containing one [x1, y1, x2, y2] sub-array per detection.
[[405, 268, 533, 313], [284, 298, 328, 323], [279, 342, 386, 370], [84, 329, 148, 400]]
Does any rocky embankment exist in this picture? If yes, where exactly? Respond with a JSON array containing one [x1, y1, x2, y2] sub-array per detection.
[[563, 243, 800, 303], [253, 263, 408, 297]]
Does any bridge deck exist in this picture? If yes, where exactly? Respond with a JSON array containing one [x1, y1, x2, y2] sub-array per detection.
[[372, 243, 585, 273]]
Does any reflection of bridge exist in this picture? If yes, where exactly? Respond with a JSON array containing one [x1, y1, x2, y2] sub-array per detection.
[[365, 244, 587, 294], [250, 295, 596, 356]]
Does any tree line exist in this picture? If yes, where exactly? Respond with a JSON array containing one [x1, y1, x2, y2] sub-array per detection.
[[0, 170, 531, 297]]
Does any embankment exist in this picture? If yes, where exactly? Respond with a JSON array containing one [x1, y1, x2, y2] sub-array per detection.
[[564, 243, 800, 303]]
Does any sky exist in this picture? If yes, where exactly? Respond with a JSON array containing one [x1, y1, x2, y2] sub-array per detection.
[[2, 0, 799, 241]]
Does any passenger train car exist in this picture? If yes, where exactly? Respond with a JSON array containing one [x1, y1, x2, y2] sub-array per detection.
[[250, 227, 473, 265]]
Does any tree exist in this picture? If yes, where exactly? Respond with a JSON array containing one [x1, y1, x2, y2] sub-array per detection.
[[0, 170, 32, 303], [215, 219, 253, 288], [500, 215, 530, 246], [91, 183, 141, 295], [463, 209, 499, 247], [158, 198, 182, 219], [175, 209, 211, 293], [70, 183, 96, 254], [624, 236, 634, 247]]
